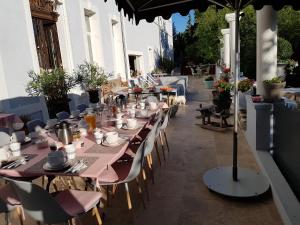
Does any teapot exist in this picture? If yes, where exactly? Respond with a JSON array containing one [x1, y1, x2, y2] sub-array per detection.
[[55, 121, 73, 145]]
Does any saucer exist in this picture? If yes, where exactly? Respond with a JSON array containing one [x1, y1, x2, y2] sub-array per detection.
[[43, 161, 70, 171], [102, 137, 127, 147], [122, 123, 142, 130]]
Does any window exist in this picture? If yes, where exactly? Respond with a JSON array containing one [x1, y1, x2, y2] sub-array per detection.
[[84, 10, 95, 63], [30, 0, 62, 69]]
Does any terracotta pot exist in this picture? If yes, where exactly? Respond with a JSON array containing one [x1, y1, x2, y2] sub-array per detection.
[[263, 82, 286, 102]]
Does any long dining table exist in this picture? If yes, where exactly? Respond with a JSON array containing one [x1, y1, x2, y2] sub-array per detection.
[[0, 106, 163, 190]]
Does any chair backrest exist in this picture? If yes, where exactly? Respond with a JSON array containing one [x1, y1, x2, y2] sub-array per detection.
[[0, 132, 11, 147], [161, 109, 170, 130], [76, 104, 88, 113], [124, 140, 146, 183], [26, 119, 45, 133], [5, 177, 71, 224], [56, 111, 70, 121], [144, 119, 161, 156]]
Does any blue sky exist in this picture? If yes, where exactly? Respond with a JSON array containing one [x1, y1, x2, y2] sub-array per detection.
[[172, 11, 194, 33]]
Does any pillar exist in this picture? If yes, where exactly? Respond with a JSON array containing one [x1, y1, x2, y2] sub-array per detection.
[[221, 28, 230, 68], [225, 13, 238, 74], [256, 6, 278, 95]]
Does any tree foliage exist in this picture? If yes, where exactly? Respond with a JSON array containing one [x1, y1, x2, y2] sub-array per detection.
[[173, 6, 300, 78]]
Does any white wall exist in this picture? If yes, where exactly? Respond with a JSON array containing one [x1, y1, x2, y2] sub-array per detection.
[[0, 0, 39, 99]]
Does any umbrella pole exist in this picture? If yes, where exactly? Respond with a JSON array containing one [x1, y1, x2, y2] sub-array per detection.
[[203, 3, 269, 198], [232, 4, 240, 182]]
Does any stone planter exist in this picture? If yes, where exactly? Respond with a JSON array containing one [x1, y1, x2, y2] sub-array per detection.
[[263, 82, 286, 102], [238, 89, 252, 110], [203, 80, 214, 89]]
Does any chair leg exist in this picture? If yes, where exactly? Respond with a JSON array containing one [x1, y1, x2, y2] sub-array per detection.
[[159, 132, 166, 161], [163, 130, 170, 153], [106, 185, 110, 206], [4, 212, 10, 225], [124, 183, 132, 210], [154, 141, 162, 166], [92, 207, 103, 225], [112, 184, 118, 197], [146, 155, 155, 184], [142, 168, 150, 201], [16, 207, 24, 225], [135, 177, 146, 209]]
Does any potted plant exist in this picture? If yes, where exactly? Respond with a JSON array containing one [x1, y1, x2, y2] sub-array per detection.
[[26, 67, 76, 118], [263, 77, 286, 102], [74, 62, 108, 103], [238, 79, 254, 110], [212, 79, 233, 113], [203, 75, 214, 89]]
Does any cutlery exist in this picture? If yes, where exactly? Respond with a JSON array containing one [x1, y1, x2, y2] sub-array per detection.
[[64, 160, 81, 173]]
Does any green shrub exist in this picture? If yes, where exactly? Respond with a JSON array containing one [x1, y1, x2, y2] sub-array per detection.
[[278, 37, 293, 63]]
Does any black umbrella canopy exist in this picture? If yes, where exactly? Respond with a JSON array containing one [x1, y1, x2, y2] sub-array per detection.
[[106, 0, 300, 24]]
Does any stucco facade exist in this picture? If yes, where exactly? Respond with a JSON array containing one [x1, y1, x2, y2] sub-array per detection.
[[0, 0, 173, 101]]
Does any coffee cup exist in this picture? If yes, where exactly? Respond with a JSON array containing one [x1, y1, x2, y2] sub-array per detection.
[[105, 132, 118, 144], [79, 128, 88, 137], [94, 130, 103, 144], [0, 146, 10, 161], [47, 151, 66, 168], [140, 102, 146, 110], [65, 143, 76, 160], [129, 109, 135, 118], [11, 131, 26, 143], [10, 142, 21, 151], [115, 119, 123, 129], [127, 119, 137, 129]]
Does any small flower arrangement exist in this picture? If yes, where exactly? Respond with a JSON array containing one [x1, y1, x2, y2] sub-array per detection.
[[263, 77, 284, 86], [133, 86, 143, 93], [238, 79, 254, 93], [221, 67, 231, 82], [214, 79, 233, 93]]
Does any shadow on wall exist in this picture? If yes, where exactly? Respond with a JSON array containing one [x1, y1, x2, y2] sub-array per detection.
[[160, 21, 173, 59], [0, 96, 49, 123]]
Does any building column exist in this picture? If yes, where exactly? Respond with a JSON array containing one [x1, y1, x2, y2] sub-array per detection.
[[256, 6, 278, 95], [221, 28, 230, 68], [225, 13, 238, 74]]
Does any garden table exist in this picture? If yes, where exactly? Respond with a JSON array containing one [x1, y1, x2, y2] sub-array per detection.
[[0, 108, 159, 189]]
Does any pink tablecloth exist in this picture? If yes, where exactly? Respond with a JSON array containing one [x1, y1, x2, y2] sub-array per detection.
[[0, 110, 157, 186]]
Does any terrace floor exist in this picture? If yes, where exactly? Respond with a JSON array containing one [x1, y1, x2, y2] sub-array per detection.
[[3, 77, 283, 225]]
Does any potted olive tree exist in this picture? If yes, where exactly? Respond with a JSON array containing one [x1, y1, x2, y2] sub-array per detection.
[[203, 75, 214, 89], [263, 77, 286, 102], [74, 62, 108, 103], [26, 67, 76, 118]]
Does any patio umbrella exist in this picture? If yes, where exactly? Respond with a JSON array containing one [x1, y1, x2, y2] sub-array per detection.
[[103, 0, 300, 197]]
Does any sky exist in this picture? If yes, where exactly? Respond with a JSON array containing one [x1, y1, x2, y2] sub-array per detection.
[[172, 11, 194, 33]]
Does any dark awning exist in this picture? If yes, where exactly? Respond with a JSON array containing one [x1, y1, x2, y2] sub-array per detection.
[[104, 0, 300, 24]]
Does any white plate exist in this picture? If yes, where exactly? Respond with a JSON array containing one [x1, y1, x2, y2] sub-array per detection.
[[43, 161, 70, 171], [102, 137, 127, 147]]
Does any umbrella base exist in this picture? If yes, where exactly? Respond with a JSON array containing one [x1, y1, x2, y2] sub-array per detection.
[[203, 167, 269, 198]]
